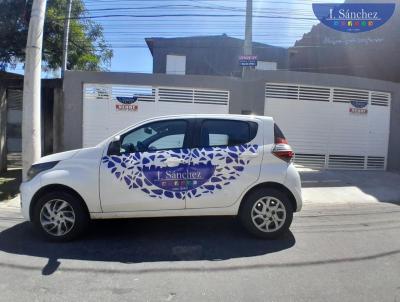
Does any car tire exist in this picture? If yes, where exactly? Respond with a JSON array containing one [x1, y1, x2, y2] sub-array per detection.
[[32, 191, 89, 242], [239, 188, 293, 239]]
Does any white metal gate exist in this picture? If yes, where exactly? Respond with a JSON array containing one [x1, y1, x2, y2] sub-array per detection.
[[265, 83, 391, 170], [82, 84, 229, 147]]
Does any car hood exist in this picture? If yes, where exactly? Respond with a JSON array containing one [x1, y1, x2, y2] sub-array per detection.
[[34, 149, 81, 164]]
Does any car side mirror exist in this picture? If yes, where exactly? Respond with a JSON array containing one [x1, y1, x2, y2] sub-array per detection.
[[107, 136, 121, 156]]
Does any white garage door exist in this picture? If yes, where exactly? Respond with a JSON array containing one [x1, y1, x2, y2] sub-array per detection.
[[265, 83, 391, 170], [83, 84, 229, 147]]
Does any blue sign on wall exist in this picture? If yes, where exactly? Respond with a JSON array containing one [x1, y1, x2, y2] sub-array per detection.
[[313, 3, 395, 33], [239, 55, 258, 67], [116, 96, 138, 104], [350, 100, 368, 114], [350, 100, 368, 108]]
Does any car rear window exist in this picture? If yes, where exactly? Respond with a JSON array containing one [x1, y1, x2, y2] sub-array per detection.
[[274, 123, 287, 144], [200, 119, 258, 147]]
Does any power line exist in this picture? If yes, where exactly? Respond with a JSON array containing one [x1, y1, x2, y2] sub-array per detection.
[[84, 4, 313, 14], [63, 13, 316, 21]]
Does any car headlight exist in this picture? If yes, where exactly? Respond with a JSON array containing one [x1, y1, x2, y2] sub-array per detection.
[[27, 161, 60, 181]]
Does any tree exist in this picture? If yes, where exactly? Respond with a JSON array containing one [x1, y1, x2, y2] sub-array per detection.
[[0, 0, 113, 72]]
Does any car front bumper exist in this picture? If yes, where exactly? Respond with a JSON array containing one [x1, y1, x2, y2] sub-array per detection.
[[19, 177, 40, 221]]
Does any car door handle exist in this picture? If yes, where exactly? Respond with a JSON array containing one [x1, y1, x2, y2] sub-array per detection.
[[239, 151, 258, 159], [165, 157, 186, 167]]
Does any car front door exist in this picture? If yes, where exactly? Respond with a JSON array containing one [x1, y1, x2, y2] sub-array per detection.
[[185, 118, 263, 209], [100, 119, 193, 212]]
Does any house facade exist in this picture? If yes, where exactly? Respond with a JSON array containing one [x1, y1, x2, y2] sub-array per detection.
[[145, 35, 289, 77]]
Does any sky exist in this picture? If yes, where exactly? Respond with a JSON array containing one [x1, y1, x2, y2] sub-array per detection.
[[88, 0, 345, 73], [10, 0, 344, 76]]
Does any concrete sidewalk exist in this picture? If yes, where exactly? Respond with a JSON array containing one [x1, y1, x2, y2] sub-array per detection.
[[0, 196, 20, 210], [300, 169, 400, 205]]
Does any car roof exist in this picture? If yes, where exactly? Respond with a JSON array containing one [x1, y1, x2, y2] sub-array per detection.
[[140, 114, 273, 123]]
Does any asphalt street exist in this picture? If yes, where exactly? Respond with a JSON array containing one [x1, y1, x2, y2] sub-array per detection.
[[0, 201, 399, 302]]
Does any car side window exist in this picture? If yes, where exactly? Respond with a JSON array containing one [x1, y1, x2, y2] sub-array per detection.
[[120, 120, 187, 153], [149, 134, 185, 150], [200, 119, 258, 147]]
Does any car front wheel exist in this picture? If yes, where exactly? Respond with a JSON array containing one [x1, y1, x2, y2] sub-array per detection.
[[239, 188, 293, 239], [32, 191, 89, 241]]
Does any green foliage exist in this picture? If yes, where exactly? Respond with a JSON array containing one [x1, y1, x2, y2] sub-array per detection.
[[0, 0, 113, 72]]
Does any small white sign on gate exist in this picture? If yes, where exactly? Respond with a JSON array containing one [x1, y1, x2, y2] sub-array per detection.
[[349, 100, 368, 114]]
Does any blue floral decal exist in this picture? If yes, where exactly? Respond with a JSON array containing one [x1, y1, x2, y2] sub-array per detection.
[[102, 144, 259, 199]]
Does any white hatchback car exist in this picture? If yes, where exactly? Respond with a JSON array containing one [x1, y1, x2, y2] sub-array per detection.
[[20, 114, 302, 241]]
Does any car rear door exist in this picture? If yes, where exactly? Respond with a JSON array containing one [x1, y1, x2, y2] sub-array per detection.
[[185, 118, 263, 209]]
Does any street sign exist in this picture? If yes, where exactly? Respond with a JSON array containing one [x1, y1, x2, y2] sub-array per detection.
[[239, 55, 257, 67]]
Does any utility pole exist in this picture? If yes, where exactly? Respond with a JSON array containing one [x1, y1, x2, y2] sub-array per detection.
[[242, 0, 253, 78], [244, 0, 253, 56], [22, 0, 47, 181], [61, 0, 73, 77]]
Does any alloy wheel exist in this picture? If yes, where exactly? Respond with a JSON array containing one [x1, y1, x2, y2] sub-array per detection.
[[251, 196, 287, 232], [39, 199, 76, 236]]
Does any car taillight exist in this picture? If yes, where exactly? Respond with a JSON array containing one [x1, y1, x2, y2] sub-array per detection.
[[275, 137, 288, 144], [273, 144, 294, 162]]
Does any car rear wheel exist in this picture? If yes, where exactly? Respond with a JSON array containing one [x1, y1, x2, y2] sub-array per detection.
[[239, 188, 293, 239], [32, 191, 89, 242]]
